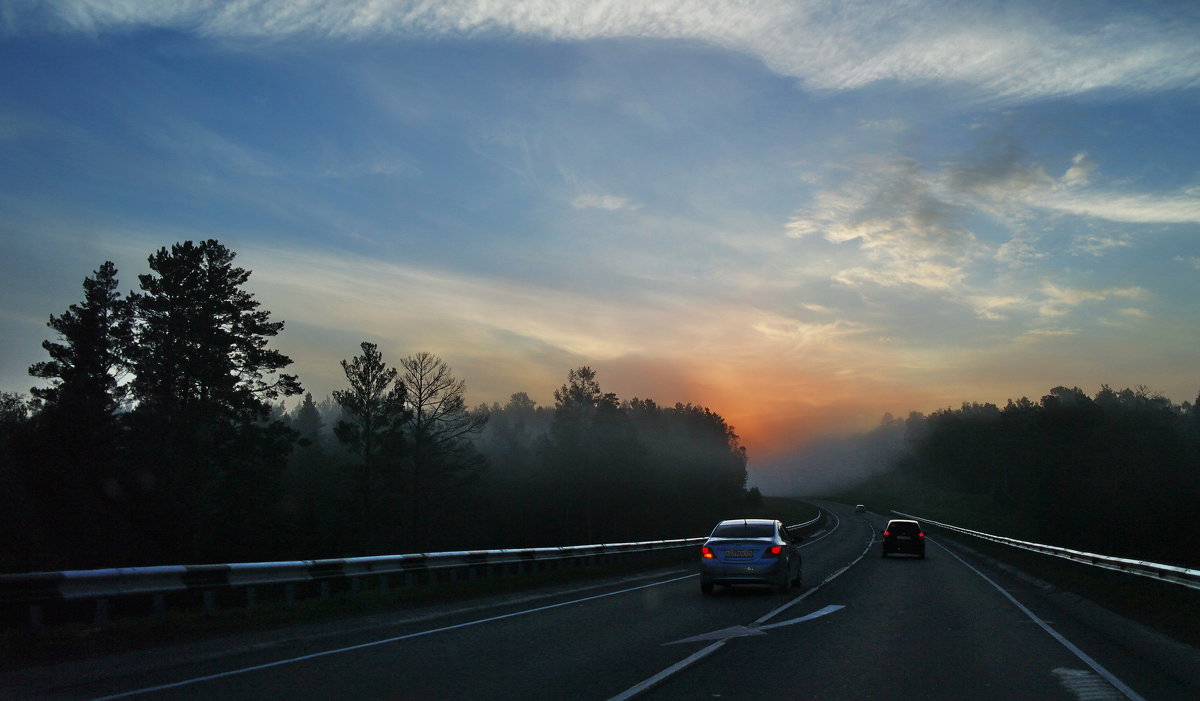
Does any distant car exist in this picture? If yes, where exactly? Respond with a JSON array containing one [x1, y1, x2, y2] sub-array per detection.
[[700, 518, 802, 594], [881, 519, 925, 558], [855, 504, 866, 513]]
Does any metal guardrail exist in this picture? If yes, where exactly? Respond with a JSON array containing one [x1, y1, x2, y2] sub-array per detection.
[[0, 510, 824, 629], [891, 510, 1200, 591]]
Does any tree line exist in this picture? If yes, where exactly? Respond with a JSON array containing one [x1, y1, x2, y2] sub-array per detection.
[[0, 240, 754, 572], [841, 386, 1200, 567]]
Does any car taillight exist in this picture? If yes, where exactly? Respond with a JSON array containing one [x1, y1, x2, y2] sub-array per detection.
[[883, 530, 890, 538], [918, 532, 925, 538], [701, 546, 715, 559], [762, 545, 783, 557]]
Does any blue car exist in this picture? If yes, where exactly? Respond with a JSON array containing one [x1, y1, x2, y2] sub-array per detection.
[[700, 518, 803, 594]]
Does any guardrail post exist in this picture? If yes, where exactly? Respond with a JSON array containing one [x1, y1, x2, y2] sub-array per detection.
[[285, 583, 296, 607], [203, 589, 216, 615], [320, 581, 330, 601], [245, 586, 257, 610], [153, 593, 166, 617], [379, 574, 389, 593], [29, 604, 43, 632], [351, 577, 362, 595]]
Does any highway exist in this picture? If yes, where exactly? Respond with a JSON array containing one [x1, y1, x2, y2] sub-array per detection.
[[4, 501, 1198, 700]]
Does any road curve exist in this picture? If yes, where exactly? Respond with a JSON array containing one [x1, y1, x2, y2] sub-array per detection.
[[3, 501, 1197, 700]]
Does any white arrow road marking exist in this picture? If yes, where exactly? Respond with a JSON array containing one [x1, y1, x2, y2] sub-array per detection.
[[663, 625, 767, 645], [757, 604, 845, 631], [664, 605, 844, 645]]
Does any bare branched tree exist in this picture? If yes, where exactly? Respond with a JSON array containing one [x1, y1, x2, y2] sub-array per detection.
[[400, 351, 487, 545]]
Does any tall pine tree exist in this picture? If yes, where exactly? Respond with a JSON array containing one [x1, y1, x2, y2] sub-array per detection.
[[124, 240, 302, 561]]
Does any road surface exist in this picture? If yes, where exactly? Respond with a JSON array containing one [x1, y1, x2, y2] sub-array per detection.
[[3, 501, 1197, 700]]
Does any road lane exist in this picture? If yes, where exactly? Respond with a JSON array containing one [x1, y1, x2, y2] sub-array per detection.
[[12, 504, 862, 700], [10, 501, 1193, 700], [638, 503, 1178, 700]]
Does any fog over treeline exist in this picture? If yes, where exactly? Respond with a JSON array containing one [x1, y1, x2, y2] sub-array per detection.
[[777, 387, 1200, 567], [0, 241, 755, 572], [2, 240, 1195, 573]]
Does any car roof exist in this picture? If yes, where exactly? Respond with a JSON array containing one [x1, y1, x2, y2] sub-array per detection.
[[886, 519, 919, 525], [716, 518, 778, 526]]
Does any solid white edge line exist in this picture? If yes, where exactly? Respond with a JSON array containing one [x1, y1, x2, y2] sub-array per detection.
[[931, 539, 1145, 701], [91, 573, 698, 701], [607, 509, 877, 701]]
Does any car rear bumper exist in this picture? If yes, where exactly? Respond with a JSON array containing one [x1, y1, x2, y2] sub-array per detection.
[[700, 560, 787, 584], [882, 540, 925, 554]]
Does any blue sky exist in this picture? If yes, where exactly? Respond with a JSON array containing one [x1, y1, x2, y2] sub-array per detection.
[[2, 1, 1198, 472]]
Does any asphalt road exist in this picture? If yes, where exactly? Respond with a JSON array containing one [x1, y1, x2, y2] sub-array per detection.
[[4, 501, 1198, 700]]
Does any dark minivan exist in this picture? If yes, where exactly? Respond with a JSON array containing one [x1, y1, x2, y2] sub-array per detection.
[[881, 519, 925, 558]]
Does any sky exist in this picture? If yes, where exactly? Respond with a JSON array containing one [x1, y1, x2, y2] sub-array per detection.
[[2, 1, 1198, 485]]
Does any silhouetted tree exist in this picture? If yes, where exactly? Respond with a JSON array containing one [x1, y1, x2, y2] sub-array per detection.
[[0, 391, 31, 462], [12, 264, 138, 567], [29, 261, 130, 415], [334, 342, 410, 551], [292, 392, 324, 447], [27, 261, 132, 492], [541, 367, 649, 542], [127, 241, 301, 420], [123, 240, 302, 561], [279, 392, 348, 556], [399, 351, 487, 548], [872, 384, 1200, 566]]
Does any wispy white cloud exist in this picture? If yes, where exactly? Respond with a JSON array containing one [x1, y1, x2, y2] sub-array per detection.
[[787, 154, 981, 294], [571, 193, 638, 211], [965, 294, 1027, 321], [1070, 233, 1132, 257], [1032, 190, 1200, 224], [1062, 152, 1097, 187], [22, 1, 1200, 101], [1036, 282, 1145, 319], [1174, 255, 1200, 271], [788, 127, 1197, 318]]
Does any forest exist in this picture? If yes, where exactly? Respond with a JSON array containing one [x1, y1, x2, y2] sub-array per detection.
[[3, 239, 1196, 574], [836, 386, 1200, 568], [0, 241, 755, 573]]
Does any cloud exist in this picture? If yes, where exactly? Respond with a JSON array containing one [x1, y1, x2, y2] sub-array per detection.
[[965, 294, 1026, 321], [21, 1, 1200, 101], [1036, 282, 1145, 318], [571, 193, 637, 211], [787, 155, 980, 293], [1032, 190, 1200, 224], [832, 262, 966, 292], [788, 124, 1197, 317], [1062, 152, 1097, 187], [320, 159, 420, 179], [1070, 233, 1131, 257]]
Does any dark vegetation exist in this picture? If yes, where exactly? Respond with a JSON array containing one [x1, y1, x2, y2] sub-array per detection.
[[834, 387, 1200, 568], [0, 241, 755, 573]]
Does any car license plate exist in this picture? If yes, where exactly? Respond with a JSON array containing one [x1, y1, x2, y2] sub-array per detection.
[[897, 536, 911, 541], [725, 549, 754, 558]]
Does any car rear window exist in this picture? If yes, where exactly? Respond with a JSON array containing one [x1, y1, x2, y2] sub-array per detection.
[[888, 521, 920, 534], [712, 522, 775, 538]]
